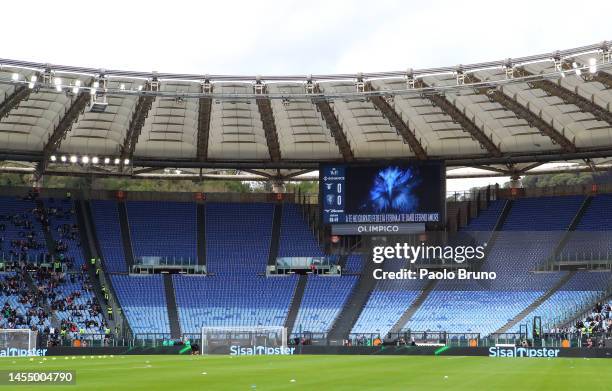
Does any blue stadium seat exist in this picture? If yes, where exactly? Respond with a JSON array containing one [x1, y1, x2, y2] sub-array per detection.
[[173, 274, 297, 333], [90, 200, 128, 273], [206, 203, 273, 275], [127, 201, 197, 262], [111, 275, 170, 334], [293, 275, 357, 333]]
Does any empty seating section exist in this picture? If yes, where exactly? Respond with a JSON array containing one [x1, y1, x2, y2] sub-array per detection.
[[501, 196, 583, 231], [173, 275, 297, 333], [458, 199, 505, 246], [352, 259, 426, 335], [44, 198, 84, 267], [352, 281, 423, 335], [279, 204, 323, 257], [127, 201, 197, 261], [0, 196, 47, 262], [562, 194, 612, 259], [344, 254, 363, 274], [512, 271, 612, 331], [406, 281, 542, 335], [206, 203, 273, 274], [111, 275, 170, 334], [293, 275, 357, 333], [461, 200, 505, 232], [90, 200, 127, 273], [404, 196, 586, 335], [483, 195, 584, 280]]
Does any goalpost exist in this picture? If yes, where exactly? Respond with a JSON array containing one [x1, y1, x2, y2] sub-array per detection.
[[200, 326, 288, 355], [0, 329, 37, 353]]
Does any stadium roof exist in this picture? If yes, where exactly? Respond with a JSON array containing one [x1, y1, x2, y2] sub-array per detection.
[[0, 41, 611, 181]]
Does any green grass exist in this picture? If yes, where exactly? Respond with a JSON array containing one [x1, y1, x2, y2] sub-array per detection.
[[0, 354, 611, 390]]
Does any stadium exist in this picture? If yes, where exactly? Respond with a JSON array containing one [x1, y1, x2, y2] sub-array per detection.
[[1, 2, 612, 389]]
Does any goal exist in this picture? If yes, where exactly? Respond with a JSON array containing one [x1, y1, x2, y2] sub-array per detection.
[[200, 326, 288, 355], [0, 329, 37, 352]]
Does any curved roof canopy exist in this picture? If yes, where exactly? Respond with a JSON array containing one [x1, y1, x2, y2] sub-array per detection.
[[0, 41, 611, 180]]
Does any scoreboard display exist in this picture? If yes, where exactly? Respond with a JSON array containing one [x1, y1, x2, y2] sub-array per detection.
[[320, 161, 445, 225]]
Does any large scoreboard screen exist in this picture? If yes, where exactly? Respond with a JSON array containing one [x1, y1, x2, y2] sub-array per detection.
[[320, 161, 445, 225]]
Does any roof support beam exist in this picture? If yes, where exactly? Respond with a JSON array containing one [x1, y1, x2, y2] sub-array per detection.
[[515, 67, 612, 126], [417, 79, 502, 157], [368, 89, 428, 160], [312, 87, 354, 161], [196, 97, 212, 161], [255, 92, 282, 162], [465, 74, 577, 153], [0, 86, 31, 120], [39, 90, 90, 175], [120, 94, 155, 167]]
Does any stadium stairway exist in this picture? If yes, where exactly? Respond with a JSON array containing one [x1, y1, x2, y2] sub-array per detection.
[[284, 274, 308, 336], [387, 280, 438, 334], [337, 254, 349, 270], [268, 203, 283, 266], [327, 257, 379, 342], [548, 195, 592, 266], [196, 204, 206, 267], [117, 201, 135, 270], [162, 274, 182, 339], [473, 199, 513, 271], [23, 272, 60, 329], [35, 198, 57, 259], [74, 199, 115, 330], [495, 271, 577, 334]]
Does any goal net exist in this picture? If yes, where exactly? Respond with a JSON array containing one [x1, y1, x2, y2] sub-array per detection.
[[200, 326, 288, 355], [0, 329, 37, 354]]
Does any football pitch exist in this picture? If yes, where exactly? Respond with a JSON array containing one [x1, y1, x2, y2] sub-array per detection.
[[0, 354, 611, 390]]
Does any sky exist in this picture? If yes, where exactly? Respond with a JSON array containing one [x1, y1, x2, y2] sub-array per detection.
[[2, 0, 611, 191]]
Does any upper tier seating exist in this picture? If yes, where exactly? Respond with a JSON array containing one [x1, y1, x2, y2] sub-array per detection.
[[90, 200, 127, 273], [127, 201, 197, 262], [460, 199, 505, 232], [561, 194, 612, 260], [344, 254, 364, 274], [206, 203, 273, 274], [0, 196, 48, 262], [44, 198, 84, 267], [278, 204, 323, 257]]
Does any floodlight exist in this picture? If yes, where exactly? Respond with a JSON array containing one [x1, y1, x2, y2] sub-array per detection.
[[588, 58, 597, 74]]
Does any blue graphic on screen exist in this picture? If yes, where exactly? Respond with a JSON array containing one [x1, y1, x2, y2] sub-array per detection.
[[320, 162, 444, 224], [364, 166, 421, 213]]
